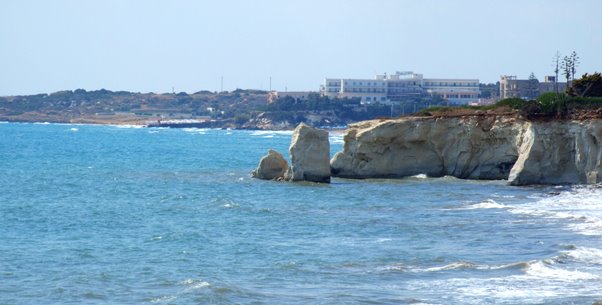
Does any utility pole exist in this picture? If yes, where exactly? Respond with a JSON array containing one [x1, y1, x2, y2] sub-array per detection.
[[553, 51, 560, 94], [269, 76, 272, 92]]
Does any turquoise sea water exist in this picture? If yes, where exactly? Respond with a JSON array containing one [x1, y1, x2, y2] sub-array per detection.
[[2, 122, 602, 305]]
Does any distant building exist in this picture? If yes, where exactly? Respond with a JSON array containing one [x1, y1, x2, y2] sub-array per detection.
[[322, 71, 480, 105], [499, 75, 566, 99], [267, 91, 315, 103]]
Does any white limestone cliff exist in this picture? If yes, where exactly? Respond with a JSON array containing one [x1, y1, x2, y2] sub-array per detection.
[[330, 116, 602, 185], [508, 120, 602, 185]]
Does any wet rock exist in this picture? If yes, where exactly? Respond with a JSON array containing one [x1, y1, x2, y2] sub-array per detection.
[[252, 149, 289, 180]]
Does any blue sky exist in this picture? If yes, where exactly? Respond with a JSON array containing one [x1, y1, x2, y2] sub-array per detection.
[[1, 0, 600, 95]]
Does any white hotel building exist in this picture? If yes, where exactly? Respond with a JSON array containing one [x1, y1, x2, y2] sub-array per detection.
[[322, 72, 480, 105]]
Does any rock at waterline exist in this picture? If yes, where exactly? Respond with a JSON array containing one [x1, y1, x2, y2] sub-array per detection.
[[287, 123, 331, 183], [252, 149, 289, 180]]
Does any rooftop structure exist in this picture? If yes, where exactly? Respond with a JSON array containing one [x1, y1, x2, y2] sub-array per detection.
[[499, 75, 567, 99]]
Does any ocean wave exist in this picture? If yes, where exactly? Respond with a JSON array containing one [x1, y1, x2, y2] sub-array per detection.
[[149, 295, 177, 303], [508, 186, 602, 237], [249, 130, 293, 137], [111, 124, 144, 129], [397, 253, 600, 279], [329, 134, 345, 144], [559, 246, 602, 265], [411, 260, 527, 273], [423, 261, 477, 272], [180, 278, 211, 290], [464, 199, 508, 210], [182, 128, 208, 135], [523, 261, 598, 280]]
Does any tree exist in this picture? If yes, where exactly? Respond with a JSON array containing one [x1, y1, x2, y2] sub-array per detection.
[[570, 51, 580, 82], [561, 55, 572, 85], [568, 72, 602, 97], [528, 72, 539, 99]]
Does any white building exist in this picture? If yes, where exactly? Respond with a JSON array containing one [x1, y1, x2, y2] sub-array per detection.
[[323, 78, 388, 104], [322, 71, 480, 105]]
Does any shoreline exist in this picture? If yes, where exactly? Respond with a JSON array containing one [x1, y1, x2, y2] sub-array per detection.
[[0, 117, 350, 131]]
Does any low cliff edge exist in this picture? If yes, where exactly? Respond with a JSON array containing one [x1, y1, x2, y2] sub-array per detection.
[[330, 116, 602, 185]]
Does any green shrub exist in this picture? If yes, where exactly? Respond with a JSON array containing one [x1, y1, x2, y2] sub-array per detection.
[[536, 92, 567, 114], [495, 98, 529, 110]]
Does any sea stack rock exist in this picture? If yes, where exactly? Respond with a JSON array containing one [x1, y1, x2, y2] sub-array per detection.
[[287, 123, 331, 183], [252, 149, 289, 180]]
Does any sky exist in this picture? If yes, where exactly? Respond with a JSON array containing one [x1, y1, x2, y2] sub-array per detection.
[[1, 0, 601, 96]]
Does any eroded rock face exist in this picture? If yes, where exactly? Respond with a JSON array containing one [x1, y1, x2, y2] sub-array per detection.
[[330, 116, 602, 185], [331, 116, 523, 180], [287, 123, 331, 183], [252, 149, 289, 180], [508, 120, 602, 185]]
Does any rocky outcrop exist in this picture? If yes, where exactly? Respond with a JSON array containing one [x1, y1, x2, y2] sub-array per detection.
[[287, 123, 331, 183], [330, 116, 602, 185], [252, 149, 289, 180]]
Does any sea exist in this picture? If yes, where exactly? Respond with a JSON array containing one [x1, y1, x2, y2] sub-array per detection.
[[1, 122, 602, 305]]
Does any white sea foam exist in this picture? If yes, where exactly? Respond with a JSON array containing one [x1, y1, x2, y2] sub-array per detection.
[[250, 130, 293, 137], [412, 174, 428, 179], [112, 124, 144, 129], [182, 128, 207, 135], [329, 133, 345, 144], [524, 261, 598, 280], [149, 295, 177, 303], [562, 246, 602, 264], [70, 128, 78, 132], [464, 199, 508, 210], [407, 266, 602, 304], [508, 186, 602, 237], [422, 261, 477, 272], [181, 279, 210, 290]]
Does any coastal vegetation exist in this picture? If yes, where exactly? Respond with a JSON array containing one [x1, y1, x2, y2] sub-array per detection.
[[419, 72, 602, 120]]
